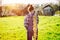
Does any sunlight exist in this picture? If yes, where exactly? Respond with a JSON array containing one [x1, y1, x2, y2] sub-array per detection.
[[2, 0, 58, 5], [2, 0, 26, 4]]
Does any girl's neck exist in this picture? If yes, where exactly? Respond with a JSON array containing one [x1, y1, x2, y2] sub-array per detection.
[[29, 11, 34, 14]]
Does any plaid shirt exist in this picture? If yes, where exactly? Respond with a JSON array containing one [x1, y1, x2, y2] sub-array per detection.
[[24, 13, 39, 30]]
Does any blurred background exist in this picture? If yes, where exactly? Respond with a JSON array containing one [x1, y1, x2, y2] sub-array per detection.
[[0, 0, 60, 16]]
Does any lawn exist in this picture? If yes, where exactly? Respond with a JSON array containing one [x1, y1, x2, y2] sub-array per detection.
[[0, 16, 60, 40]]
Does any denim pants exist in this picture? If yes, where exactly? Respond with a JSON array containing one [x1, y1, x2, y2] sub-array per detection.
[[27, 29, 38, 40]]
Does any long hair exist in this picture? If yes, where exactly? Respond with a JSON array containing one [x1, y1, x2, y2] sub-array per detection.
[[28, 5, 34, 12]]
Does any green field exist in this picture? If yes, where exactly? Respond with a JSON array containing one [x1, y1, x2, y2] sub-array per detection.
[[0, 16, 60, 40]]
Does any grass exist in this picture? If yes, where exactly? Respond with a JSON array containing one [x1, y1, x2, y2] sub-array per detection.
[[55, 11, 60, 14], [0, 16, 60, 40]]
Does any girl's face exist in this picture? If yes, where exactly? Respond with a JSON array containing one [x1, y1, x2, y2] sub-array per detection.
[[27, 5, 34, 13]]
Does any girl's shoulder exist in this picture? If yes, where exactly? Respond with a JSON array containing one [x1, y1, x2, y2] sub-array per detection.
[[25, 14, 30, 18]]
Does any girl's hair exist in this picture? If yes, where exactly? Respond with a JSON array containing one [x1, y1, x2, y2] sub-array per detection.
[[28, 5, 34, 12]]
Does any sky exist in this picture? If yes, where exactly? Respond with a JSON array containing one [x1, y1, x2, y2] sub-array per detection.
[[2, 0, 58, 5]]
